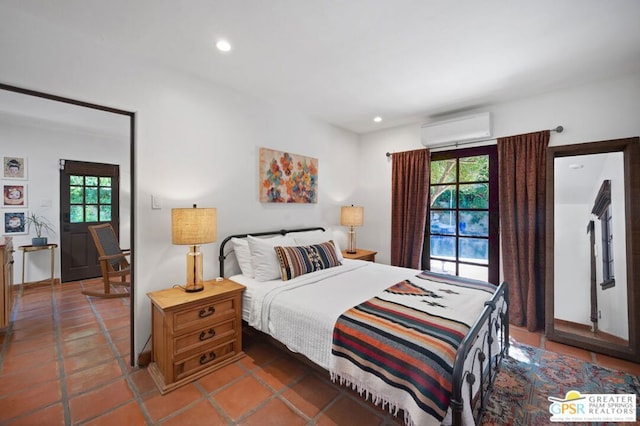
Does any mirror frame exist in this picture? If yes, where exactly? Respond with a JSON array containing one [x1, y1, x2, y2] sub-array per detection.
[[545, 136, 640, 363]]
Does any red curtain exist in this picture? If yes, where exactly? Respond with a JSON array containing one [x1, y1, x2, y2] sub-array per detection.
[[391, 149, 429, 269], [498, 130, 549, 331]]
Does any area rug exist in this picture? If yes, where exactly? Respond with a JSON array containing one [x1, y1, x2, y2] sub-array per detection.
[[481, 341, 640, 425]]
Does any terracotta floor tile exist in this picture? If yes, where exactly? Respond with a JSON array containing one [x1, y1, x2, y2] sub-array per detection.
[[543, 340, 593, 362], [65, 359, 123, 396], [0, 344, 57, 374], [0, 380, 61, 422], [160, 399, 227, 426], [316, 394, 384, 426], [254, 355, 310, 391], [63, 345, 116, 374], [0, 361, 59, 395], [282, 373, 341, 418], [61, 323, 102, 342], [197, 362, 247, 394], [213, 375, 273, 420], [83, 401, 147, 426], [594, 353, 640, 375], [5, 335, 56, 356], [239, 340, 283, 370], [108, 325, 130, 342], [69, 378, 135, 423], [238, 397, 307, 425], [61, 332, 109, 357], [102, 316, 130, 331], [143, 383, 204, 422], [509, 326, 542, 348], [129, 368, 158, 396], [0, 402, 65, 426]]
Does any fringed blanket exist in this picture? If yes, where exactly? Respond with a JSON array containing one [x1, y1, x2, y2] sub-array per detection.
[[330, 271, 496, 426]]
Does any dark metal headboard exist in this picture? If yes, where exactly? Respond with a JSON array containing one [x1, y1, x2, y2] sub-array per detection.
[[218, 227, 326, 277]]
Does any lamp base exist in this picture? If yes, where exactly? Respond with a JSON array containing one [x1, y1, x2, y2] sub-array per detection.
[[184, 284, 204, 293]]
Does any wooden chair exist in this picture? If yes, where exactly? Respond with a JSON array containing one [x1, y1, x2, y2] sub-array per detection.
[[83, 223, 131, 298]]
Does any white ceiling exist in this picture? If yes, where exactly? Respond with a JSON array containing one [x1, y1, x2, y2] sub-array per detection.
[[3, 0, 640, 134]]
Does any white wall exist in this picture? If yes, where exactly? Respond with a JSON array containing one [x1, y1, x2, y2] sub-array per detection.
[[358, 72, 640, 264], [0, 6, 360, 357], [0, 114, 130, 283]]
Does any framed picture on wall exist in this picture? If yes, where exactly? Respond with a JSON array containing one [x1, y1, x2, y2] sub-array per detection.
[[3, 183, 27, 208], [3, 211, 27, 235], [2, 156, 27, 180], [259, 147, 318, 203]]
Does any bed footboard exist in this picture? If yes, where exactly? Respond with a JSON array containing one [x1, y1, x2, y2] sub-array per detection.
[[450, 281, 509, 426]]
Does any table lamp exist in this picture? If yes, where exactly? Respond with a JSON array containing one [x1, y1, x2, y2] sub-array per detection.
[[171, 204, 217, 292], [341, 205, 364, 254]]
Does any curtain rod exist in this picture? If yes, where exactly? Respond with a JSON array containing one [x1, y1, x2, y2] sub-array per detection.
[[385, 125, 564, 157]]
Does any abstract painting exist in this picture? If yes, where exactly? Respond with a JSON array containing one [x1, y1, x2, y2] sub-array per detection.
[[259, 147, 318, 203]]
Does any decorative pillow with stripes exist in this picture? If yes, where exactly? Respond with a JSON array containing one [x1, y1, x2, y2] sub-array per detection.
[[274, 241, 342, 281]]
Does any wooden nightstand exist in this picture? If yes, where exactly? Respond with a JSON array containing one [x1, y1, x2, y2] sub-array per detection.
[[342, 249, 377, 262], [147, 278, 245, 394]]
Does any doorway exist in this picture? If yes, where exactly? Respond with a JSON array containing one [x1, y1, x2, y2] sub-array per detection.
[[0, 82, 136, 366], [60, 160, 121, 283]]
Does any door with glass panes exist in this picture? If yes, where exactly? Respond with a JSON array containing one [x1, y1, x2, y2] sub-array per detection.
[[60, 160, 120, 282], [425, 146, 499, 284]]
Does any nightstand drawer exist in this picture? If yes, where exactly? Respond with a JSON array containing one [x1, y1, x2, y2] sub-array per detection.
[[174, 339, 237, 381], [174, 318, 237, 356], [173, 297, 237, 332]]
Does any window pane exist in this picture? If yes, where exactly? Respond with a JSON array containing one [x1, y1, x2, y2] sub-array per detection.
[[85, 205, 98, 222], [85, 176, 98, 186], [459, 211, 489, 236], [85, 187, 98, 204], [430, 236, 456, 259], [99, 187, 112, 204], [99, 177, 111, 187], [459, 238, 488, 264], [430, 260, 456, 275], [430, 185, 457, 208], [459, 264, 488, 282], [459, 183, 488, 209], [70, 205, 84, 223], [70, 186, 83, 204], [99, 205, 112, 222], [459, 155, 488, 182], [70, 175, 84, 185], [430, 159, 457, 184], [430, 211, 456, 235]]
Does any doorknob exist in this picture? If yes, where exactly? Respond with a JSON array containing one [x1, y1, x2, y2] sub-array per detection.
[[63, 213, 70, 223]]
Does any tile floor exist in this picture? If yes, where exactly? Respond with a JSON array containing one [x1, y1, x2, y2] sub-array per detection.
[[0, 279, 638, 425]]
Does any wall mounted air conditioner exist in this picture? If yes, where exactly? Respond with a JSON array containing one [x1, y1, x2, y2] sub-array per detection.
[[421, 112, 492, 147]]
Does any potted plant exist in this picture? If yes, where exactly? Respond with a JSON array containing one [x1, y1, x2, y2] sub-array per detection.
[[25, 212, 55, 246]]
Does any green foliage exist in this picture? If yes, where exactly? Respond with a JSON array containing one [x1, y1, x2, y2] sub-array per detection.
[[430, 155, 489, 208]]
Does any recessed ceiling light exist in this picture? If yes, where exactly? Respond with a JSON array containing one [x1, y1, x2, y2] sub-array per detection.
[[216, 39, 232, 52], [373, 116, 382, 122]]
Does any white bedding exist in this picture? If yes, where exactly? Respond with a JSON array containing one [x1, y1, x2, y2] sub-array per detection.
[[230, 258, 504, 426], [231, 259, 420, 369]]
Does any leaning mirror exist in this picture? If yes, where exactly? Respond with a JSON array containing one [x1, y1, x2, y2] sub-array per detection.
[[546, 137, 640, 363]]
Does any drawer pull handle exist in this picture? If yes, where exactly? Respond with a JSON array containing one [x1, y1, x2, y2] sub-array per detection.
[[198, 306, 215, 318], [199, 328, 216, 341], [199, 351, 216, 365]]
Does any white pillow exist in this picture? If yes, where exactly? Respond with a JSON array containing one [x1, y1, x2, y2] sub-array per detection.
[[231, 238, 253, 277], [293, 230, 344, 261], [247, 235, 295, 281]]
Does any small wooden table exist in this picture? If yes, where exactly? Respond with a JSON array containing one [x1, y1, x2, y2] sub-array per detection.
[[19, 244, 58, 287], [342, 248, 377, 262]]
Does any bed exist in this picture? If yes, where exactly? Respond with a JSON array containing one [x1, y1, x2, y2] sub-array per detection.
[[219, 227, 508, 426]]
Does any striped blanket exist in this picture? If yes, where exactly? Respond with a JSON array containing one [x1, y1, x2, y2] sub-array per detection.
[[330, 271, 496, 426]]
